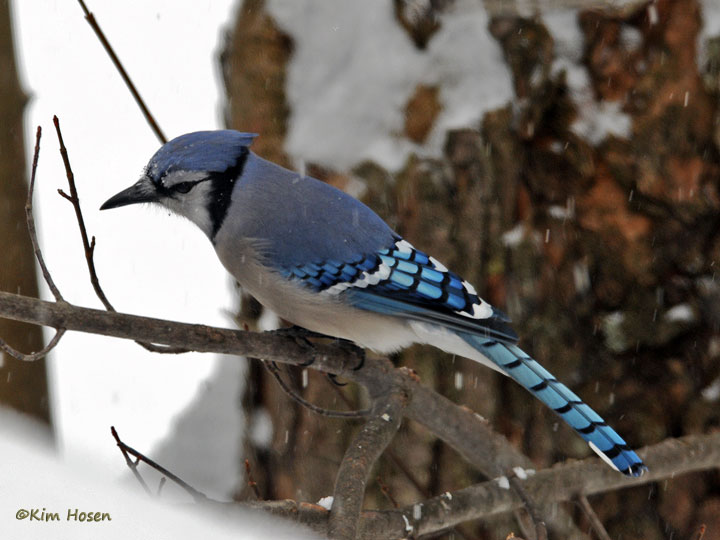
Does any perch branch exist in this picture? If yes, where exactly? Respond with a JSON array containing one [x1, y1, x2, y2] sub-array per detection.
[[4, 287, 716, 534], [0, 289, 596, 536], [328, 387, 408, 540], [76, 0, 166, 144]]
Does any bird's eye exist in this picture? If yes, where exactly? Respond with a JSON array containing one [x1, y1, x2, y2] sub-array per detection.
[[173, 182, 195, 194]]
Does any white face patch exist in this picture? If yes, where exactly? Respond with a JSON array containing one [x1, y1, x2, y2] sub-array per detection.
[[158, 169, 208, 190], [157, 172, 215, 238]]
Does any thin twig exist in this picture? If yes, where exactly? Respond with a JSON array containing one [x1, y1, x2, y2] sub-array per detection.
[[263, 360, 370, 419], [25, 126, 64, 302], [376, 476, 399, 508], [576, 495, 612, 540], [509, 475, 547, 540], [52, 116, 185, 354], [110, 426, 153, 497], [244, 459, 262, 500], [1, 125, 68, 362], [76, 0, 166, 144], [0, 330, 66, 363], [111, 426, 207, 502], [53, 116, 111, 309]]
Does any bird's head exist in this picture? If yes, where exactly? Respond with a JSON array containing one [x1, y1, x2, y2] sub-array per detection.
[[101, 130, 256, 238]]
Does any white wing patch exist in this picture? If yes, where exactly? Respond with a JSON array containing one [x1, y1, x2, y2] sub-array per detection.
[[319, 238, 495, 322]]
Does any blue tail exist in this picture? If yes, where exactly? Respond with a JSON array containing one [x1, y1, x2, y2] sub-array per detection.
[[459, 333, 647, 477]]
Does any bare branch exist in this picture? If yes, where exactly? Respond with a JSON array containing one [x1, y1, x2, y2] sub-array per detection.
[[244, 459, 262, 500], [0, 329, 65, 363], [577, 495, 612, 540], [111, 426, 207, 503], [75, 0, 167, 144], [509, 475, 547, 540], [3, 290, 720, 534], [328, 388, 408, 540], [263, 360, 370, 419], [53, 116, 186, 354], [52, 116, 111, 309], [110, 426, 153, 497], [0, 125, 68, 362], [206, 432, 720, 539], [26, 126, 63, 302]]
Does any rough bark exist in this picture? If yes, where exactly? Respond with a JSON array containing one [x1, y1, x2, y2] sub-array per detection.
[[221, 1, 720, 538], [0, 0, 52, 426]]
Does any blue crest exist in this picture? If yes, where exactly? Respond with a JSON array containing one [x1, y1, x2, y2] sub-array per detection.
[[146, 130, 257, 183]]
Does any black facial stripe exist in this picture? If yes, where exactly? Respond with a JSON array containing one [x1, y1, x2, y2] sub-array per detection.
[[209, 147, 250, 241]]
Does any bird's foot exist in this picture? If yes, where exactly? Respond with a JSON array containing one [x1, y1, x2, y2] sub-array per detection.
[[270, 326, 365, 370]]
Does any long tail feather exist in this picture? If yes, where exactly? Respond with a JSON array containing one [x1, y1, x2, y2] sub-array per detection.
[[459, 333, 647, 477]]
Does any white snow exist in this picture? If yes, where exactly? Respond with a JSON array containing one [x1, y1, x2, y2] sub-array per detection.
[[544, 9, 633, 145], [512, 466, 528, 480], [248, 407, 274, 449], [402, 514, 413, 532], [572, 261, 591, 295], [502, 224, 527, 247], [11, 0, 243, 484], [266, 0, 513, 171], [412, 503, 422, 520], [145, 356, 245, 501], [700, 0, 720, 68], [0, 410, 319, 540], [496, 476, 510, 490], [701, 377, 720, 401], [316, 496, 334, 510], [664, 303, 696, 323]]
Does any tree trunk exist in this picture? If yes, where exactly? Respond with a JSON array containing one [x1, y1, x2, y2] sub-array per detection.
[[0, 0, 52, 427], [221, 1, 720, 537]]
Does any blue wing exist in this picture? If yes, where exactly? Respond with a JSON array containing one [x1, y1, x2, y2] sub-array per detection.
[[279, 236, 646, 477], [280, 236, 517, 342]]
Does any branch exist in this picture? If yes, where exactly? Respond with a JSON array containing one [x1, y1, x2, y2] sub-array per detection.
[[263, 360, 370, 419], [76, 0, 166, 143], [52, 115, 186, 354], [5, 288, 713, 534], [0, 126, 67, 361], [214, 432, 720, 539], [111, 426, 207, 503], [328, 388, 408, 540], [0, 290, 605, 536]]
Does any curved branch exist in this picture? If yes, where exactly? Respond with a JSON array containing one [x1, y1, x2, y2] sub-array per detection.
[[0, 124, 69, 363], [263, 360, 370, 419], [328, 388, 408, 540], [0, 328, 66, 362]]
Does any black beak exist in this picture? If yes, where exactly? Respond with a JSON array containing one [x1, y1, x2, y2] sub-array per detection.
[[100, 177, 158, 210]]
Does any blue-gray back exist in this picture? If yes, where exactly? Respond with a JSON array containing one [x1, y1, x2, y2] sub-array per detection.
[[229, 153, 396, 267]]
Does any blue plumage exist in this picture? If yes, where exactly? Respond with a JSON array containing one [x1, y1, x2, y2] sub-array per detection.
[[145, 130, 257, 184], [460, 335, 646, 476], [101, 130, 647, 478]]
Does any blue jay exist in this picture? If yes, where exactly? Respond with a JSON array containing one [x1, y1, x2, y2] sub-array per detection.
[[101, 130, 646, 477]]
